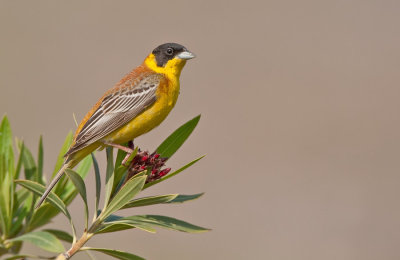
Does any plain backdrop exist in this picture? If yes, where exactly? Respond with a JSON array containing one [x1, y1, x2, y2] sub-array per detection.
[[1, 0, 400, 259]]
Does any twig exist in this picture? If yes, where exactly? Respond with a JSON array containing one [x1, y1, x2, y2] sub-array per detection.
[[55, 221, 100, 260]]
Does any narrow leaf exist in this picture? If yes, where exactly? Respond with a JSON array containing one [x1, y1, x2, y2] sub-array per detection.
[[122, 194, 178, 209], [98, 176, 146, 222], [156, 115, 200, 158], [112, 147, 138, 197], [10, 199, 29, 236], [21, 145, 37, 181], [0, 178, 10, 236], [8, 231, 65, 253], [15, 180, 77, 239], [104, 147, 114, 207], [75, 154, 92, 178], [43, 229, 73, 243], [122, 215, 210, 233], [81, 247, 144, 260], [14, 141, 24, 179], [65, 169, 89, 229], [103, 213, 123, 223], [112, 166, 127, 195], [15, 180, 69, 217], [60, 154, 92, 201], [52, 131, 73, 178], [28, 204, 60, 230], [0, 116, 12, 167], [37, 136, 44, 184], [115, 145, 127, 168], [91, 153, 101, 219], [95, 223, 136, 234], [167, 193, 204, 203], [101, 219, 157, 234]]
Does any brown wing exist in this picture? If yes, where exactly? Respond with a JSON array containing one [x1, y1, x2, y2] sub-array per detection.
[[65, 74, 161, 156]]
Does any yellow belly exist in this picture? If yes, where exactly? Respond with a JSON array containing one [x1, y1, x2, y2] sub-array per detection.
[[104, 81, 179, 144]]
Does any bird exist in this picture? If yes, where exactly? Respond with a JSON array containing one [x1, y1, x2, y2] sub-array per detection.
[[36, 43, 195, 208]]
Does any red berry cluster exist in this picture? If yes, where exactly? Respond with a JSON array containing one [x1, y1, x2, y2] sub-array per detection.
[[126, 149, 171, 183]]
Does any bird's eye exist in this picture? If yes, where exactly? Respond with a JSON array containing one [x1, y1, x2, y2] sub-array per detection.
[[166, 48, 174, 55]]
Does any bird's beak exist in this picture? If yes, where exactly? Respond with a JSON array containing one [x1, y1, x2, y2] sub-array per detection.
[[176, 51, 196, 60]]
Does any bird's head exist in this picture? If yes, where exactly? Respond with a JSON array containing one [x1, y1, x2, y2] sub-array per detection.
[[144, 43, 195, 78]]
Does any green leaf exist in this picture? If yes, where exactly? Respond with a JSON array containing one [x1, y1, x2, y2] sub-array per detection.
[[144, 155, 204, 189], [122, 215, 210, 233], [167, 193, 204, 204], [0, 177, 10, 236], [91, 153, 101, 219], [81, 247, 144, 260], [37, 136, 44, 184], [15, 180, 76, 239], [0, 117, 14, 215], [0, 116, 12, 170], [14, 145, 36, 219], [0, 118, 13, 235], [51, 132, 73, 197], [111, 166, 127, 195], [59, 154, 92, 201], [43, 229, 73, 243], [115, 145, 127, 168], [104, 147, 114, 207], [28, 204, 60, 231], [8, 231, 65, 253], [98, 176, 146, 222], [7, 146, 15, 182], [14, 141, 24, 179], [65, 169, 89, 229], [21, 143, 37, 181], [10, 197, 29, 236], [112, 147, 138, 197], [76, 154, 92, 178], [103, 213, 123, 223], [156, 115, 200, 158], [52, 131, 73, 178], [121, 194, 178, 209], [15, 180, 69, 217], [101, 219, 156, 234], [95, 223, 136, 234], [17, 188, 35, 230]]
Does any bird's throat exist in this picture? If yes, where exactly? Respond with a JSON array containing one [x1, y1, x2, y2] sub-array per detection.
[[144, 54, 186, 80]]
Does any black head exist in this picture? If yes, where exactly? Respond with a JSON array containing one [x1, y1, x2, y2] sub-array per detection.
[[152, 43, 195, 67]]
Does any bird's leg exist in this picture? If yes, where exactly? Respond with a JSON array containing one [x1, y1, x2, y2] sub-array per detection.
[[102, 141, 134, 166]]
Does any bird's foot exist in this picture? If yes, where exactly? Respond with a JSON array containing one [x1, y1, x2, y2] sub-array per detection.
[[102, 141, 135, 166], [121, 152, 134, 167]]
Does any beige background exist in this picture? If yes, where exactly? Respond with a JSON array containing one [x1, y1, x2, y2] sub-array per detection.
[[1, 0, 400, 259]]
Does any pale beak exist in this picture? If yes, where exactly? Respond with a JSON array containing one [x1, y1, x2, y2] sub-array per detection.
[[176, 51, 196, 60]]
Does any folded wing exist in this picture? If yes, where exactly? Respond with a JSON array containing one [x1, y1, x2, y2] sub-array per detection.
[[65, 74, 161, 156]]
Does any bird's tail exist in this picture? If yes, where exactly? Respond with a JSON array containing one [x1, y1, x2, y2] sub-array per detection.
[[35, 161, 72, 209]]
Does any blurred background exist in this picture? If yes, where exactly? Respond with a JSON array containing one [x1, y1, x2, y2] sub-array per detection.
[[1, 0, 400, 259]]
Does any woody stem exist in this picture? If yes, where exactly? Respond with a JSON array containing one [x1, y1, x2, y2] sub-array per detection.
[[55, 221, 100, 259]]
